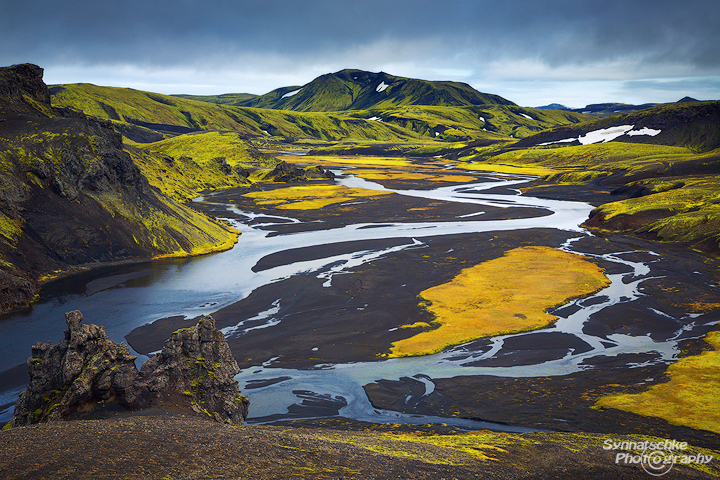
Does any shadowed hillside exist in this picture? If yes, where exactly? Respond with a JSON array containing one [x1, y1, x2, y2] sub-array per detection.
[[0, 64, 239, 311]]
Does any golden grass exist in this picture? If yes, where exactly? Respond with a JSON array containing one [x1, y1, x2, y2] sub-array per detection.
[[389, 246, 610, 357], [288, 155, 416, 169], [453, 162, 560, 176], [356, 171, 479, 183], [595, 331, 720, 434], [243, 184, 392, 210]]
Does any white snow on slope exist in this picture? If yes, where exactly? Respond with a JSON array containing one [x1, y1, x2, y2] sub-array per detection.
[[537, 125, 662, 146], [627, 127, 661, 137], [578, 125, 634, 144], [520, 113, 533, 120], [282, 88, 302, 99], [376, 81, 389, 92]]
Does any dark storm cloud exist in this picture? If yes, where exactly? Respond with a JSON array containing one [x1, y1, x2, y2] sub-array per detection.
[[1, 0, 718, 103], [3, 0, 718, 67]]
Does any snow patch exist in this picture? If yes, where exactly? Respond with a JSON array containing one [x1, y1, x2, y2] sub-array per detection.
[[367, 116, 382, 121], [627, 127, 661, 137], [578, 125, 634, 145], [281, 88, 302, 99], [538, 138, 576, 146], [376, 81, 389, 92], [520, 113, 533, 120], [538, 124, 652, 146]]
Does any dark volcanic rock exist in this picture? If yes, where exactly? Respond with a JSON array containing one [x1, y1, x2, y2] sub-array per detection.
[[140, 315, 249, 423], [264, 161, 335, 182], [0, 64, 50, 106], [11, 311, 248, 426]]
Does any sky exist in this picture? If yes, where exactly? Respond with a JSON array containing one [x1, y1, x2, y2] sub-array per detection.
[[1, 0, 719, 107]]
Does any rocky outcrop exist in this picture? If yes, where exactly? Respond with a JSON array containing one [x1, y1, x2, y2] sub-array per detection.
[[0, 64, 239, 312], [141, 315, 249, 423], [11, 311, 248, 426], [262, 161, 335, 182]]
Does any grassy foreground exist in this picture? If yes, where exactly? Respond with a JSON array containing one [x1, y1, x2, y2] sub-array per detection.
[[389, 246, 610, 357]]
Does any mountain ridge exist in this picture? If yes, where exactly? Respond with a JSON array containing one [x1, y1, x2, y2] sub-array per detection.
[[182, 69, 516, 112]]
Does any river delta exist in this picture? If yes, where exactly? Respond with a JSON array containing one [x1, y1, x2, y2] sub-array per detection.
[[1, 157, 719, 448]]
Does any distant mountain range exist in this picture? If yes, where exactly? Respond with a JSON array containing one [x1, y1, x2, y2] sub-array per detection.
[[536, 97, 699, 117]]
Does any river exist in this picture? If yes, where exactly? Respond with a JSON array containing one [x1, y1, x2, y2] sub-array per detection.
[[0, 169, 706, 429]]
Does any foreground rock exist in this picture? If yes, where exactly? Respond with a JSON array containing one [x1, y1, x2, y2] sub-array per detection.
[[11, 311, 248, 426]]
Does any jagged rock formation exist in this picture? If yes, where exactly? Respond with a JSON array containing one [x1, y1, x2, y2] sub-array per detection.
[[141, 314, 249, 423], [11, 311, 248, 426]]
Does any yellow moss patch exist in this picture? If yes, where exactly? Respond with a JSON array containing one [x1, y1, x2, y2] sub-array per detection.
[[389, 246, 610, 357], [595, 331, 720, 434], [289, 155, 416, 169], [243, 184, 392, 210], [356, 171, 479, 183], [454, 163, 560, 176]]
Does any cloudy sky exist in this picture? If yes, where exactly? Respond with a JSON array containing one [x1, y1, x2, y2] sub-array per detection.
[[2, 0, 719, 107]]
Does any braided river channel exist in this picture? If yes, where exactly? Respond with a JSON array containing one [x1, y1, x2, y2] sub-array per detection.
[[1, 168, 717, 431]]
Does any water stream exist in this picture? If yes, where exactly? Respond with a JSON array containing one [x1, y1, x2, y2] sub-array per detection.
[[0, 170, 696, 428]]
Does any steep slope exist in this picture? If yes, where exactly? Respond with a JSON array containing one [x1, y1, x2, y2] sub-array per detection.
[[50, 83, 261, 141], [0, 64, 239, 311], [235, 69, 515, 112]]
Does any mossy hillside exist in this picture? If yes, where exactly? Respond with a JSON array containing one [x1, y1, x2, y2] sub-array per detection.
[[50, 83, 259, 134], [235, 69, 516, 112], [0, 112, 239, 298], [171, 92, 259, 105], [134, 131, 278, 168], [587, 175, 720, 253], [89, 189, 239, 259], [126, 147, 249, 202], [389, 246, 610, 358], [466, 142, 697, 171], [50, 84, 426, 143], [50, 84, 594, 146], [596, 331, 720, 435], [312, 428, 719, 477], [514, 100, 720, 153], [349, 105, 593, 141]]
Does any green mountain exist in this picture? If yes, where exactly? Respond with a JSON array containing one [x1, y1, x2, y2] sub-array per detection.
[[0, 64, 240, 311], [51, 82, 592, 146], [232, 69, 515, 112]]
